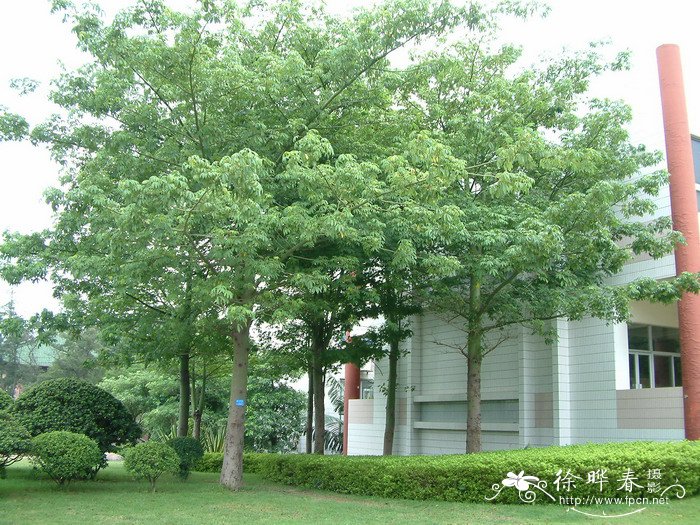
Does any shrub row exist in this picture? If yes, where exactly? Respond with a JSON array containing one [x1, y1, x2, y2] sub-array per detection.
[[196, 442, 700, 504], [196, 452, 225, 473]]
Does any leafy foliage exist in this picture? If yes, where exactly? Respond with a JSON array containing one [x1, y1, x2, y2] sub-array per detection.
[[167, 436, 204, 480], [12, 378, 140, 452], [195, 451, 225, 473], [0, 300, 38, 394], [123, 441, 180, 492], [245, 372, 306, 453], [39, 330, 105, 384], [0, 411, 32, 478], [99, 368, 181, 437], [31, 431, 104, 485], [0, 390, 13, 411], [242, 441, 700, 503]]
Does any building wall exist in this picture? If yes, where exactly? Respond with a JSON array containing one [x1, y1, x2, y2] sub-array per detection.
[[347, 300, 685, 455]]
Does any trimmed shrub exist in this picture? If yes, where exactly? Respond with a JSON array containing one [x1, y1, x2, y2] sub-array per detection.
[[167, 437, 204, 480], [0, 390, 13, 411], [0, 411, 32, 478], [123, 441, 179, 492], [12, 378, 140, 452], [195, 451, 224, 473], [31, 431, 104, 485], [233, 441, 700, 504]]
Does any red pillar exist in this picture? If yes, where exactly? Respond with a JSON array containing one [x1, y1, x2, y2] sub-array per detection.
[[657, 44, 700, 440], [343, 363, 361, 455]]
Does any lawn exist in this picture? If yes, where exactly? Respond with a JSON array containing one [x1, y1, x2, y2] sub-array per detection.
[[1, 461, 698, 525]]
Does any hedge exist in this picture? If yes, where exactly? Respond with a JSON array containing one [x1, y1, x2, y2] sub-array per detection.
[[195, 441, 700, 503]]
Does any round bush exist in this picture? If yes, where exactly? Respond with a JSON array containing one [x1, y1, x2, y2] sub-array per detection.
[[123, 441, 179, 492], [12, 378, 140, 452], [31, 431, 104, 485], [168, 436, 204, 480], [0, 411, 32, 478], [0, 390, 13, 411]]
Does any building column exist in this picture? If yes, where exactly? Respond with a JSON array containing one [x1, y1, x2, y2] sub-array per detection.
[[552, 319, 572, 445], [343, 363, 361, 454], [657, 44, 700, 440]]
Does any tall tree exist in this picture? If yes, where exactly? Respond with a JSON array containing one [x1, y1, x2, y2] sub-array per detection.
[[402, 35, 700, 452], [0, 0, 484, 488], [0, 300, 36, 395]]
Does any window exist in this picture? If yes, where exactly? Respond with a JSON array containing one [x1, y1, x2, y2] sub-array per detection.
[[627, 323, 682, 389], [360, 379, 374, 399]]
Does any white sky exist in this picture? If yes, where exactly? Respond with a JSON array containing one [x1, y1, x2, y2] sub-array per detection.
[[1, 0, 699, 317]]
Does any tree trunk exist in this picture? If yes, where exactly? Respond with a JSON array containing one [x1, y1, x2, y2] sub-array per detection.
[[193, 410, 202, 441], [178, 274, 193, 438], [466, 277, 483, 453], [466, 343, 482, 453], [178, 352, 190, 438], [383, 338, 399, 455], [306, 359, 314, 454], [220, 324, 250, 490], [192, 366, 205, 441], [312, 349, 325, 454]]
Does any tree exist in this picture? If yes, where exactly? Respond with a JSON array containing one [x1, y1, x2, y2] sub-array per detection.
[[99, 366, 182, 437], [40, 329, 105, 384], [0, 300, 37, 395], [245, 367, 306, 453], [401, 34, 700, 451], [0, 0, 478, 490]]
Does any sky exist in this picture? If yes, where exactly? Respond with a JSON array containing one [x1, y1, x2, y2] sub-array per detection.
[[1, 0, 700, 318]]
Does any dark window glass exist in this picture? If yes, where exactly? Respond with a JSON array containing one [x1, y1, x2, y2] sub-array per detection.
[[628, 324, 650, 350], [652, 326, 680, 353], [654, 355, 673, 387], [629, 354, 637, 389], [674, 356, 683, 387], [638, 354, 651, 388]]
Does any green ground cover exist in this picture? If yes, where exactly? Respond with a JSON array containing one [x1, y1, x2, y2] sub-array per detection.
[[1, 461, 698, 524]]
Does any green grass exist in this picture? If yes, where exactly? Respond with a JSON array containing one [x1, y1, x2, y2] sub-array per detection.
[[1, 461, 698, 524]]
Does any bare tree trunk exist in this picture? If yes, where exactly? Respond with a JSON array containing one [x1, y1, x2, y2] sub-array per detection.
[[306, 359, 314, 454], [466, 344, 482, 453], [383, 338, 399, 455], [466, 277, 483, 453], [178, 352, 190, 438], [220, 324, 250, 490], [192, 364, 205, 441], [312, 350, 325, 454], [177, 274, 193, 438]]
